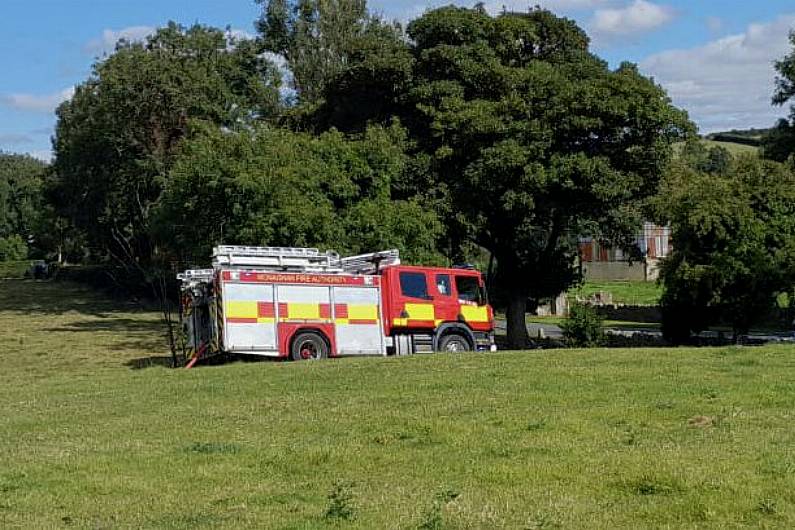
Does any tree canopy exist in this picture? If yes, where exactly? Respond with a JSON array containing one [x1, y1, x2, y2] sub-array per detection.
[[155, 123, 442, 265], [256, 0, 396, 105], [51, 23, 282, 270], [762, 31, 795, 162], [657, 153, 795, 341], [0, 153, 48, 260], [314, 6, 692, 346]]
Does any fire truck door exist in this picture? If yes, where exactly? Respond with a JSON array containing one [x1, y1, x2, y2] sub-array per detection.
[[432, 273, 458, 323], [333, 286, 383, 355], [223, 282, 278, 352]]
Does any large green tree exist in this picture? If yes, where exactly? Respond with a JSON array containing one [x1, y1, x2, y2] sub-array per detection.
[[52, 23, 282, 271], [51, 23, 282, 360], [657, 155, 795, 341], [762, 31, 795, 161], [156, 122, 442, 266], [315, 6, 692, 346]]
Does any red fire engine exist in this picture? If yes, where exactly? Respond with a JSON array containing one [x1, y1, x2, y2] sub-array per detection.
[[178, 246, 496, 364]]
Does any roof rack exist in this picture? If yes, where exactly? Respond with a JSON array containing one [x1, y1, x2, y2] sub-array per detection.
[[211, 245, 343, 273], [340, 249, 400, 275]]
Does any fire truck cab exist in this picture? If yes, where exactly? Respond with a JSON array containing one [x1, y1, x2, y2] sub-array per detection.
[[178, 246, 496, 364]]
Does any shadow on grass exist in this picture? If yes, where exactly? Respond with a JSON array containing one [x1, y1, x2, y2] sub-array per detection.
[[125, 352, 252, 370], [44, 318, 162, 333], [126, 356, 176, 369], [0, 279, 146, 316], [44, 316, 168, 354]]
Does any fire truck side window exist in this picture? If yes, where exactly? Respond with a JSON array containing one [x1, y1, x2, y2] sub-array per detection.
[[455, 276, 482, 304], [400, 271, 430, 299], [436, 274, 451, 296]]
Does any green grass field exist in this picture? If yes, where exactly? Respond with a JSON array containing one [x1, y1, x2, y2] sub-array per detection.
[[569, 280, 663, 306], [701, 140, 758, 156], [674, 139, 759, 159], [3, 280, 795, 528]]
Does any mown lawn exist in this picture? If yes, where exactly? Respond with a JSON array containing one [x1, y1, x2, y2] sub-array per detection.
[[2, 280, 795, 528]]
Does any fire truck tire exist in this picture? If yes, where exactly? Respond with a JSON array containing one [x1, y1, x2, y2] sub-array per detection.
[[290, 332, 329, 361], [438, 333, 471, 352]]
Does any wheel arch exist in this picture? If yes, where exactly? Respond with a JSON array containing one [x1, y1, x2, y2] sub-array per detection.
[[433, 322, 475, 350], [280, 323, 336, 357]]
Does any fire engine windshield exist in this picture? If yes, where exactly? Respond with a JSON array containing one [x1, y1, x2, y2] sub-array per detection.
[[455, 276, 485, 305]]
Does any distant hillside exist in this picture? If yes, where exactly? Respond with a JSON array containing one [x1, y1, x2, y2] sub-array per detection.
[[673, 138, 758, 158], [701, 139, 758, 156], [704, 127, 770, 147]]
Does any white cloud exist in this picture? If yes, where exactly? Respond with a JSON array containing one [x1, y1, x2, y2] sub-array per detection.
[[591, 0, 674, 36], [640, 14, 795, 132], [85, 26, 258, 56], [536, 0, 608, 9], [28, 150, 53, 163], [0, 87, 75, 113], [84, 26, 156, 55], [0, 133, 33, 146]]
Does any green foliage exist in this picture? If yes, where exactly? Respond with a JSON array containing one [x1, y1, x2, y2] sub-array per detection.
[[0, 153, 47, 255], [52, 23, 282, 269], [0, 234, 28, 261], [679, 140, 733, 175], [761, 119, 795, 162], [657, 156, 795, 341], [156, 122, 443, 265], [316, 6, 692, 346], [560, 302, 603, 347], [256, 0, 393, 104], [762, 32, 795, 162], [0, 260, 30, 278]]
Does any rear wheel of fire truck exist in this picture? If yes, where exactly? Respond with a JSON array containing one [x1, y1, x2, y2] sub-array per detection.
[[438, 333, 471, 353], [290, 332, 329, 361]]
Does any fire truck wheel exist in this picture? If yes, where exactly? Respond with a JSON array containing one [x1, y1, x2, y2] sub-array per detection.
[[290, 332, 329, 361], [438, 333, 471, 353]]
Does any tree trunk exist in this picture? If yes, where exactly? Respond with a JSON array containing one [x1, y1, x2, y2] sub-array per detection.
[[506, 291, 529, 350]]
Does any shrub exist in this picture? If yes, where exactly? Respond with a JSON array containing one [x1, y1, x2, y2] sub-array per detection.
[[0, 235, 28, 261], [560, 303, 603, 347]]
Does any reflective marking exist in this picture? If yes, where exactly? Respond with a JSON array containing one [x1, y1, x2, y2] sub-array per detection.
[[460, 305, 489, 322], [287, 303, 320, 319], [226, 300, 258, 319], [404, 303, 435, 320], [347, 304, 378, 320]]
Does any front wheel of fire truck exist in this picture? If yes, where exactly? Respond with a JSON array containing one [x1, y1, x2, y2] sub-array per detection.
[[438, 334, 471, 353], [290, 332, 329, 361]]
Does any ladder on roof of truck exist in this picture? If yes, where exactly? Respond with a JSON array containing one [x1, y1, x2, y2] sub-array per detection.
[[207, 245, 400, 275], [339, 249, 400, 274], [211, 245, 343, 273]]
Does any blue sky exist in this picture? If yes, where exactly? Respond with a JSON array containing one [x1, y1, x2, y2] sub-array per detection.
[[2, 0, 795, 161]]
